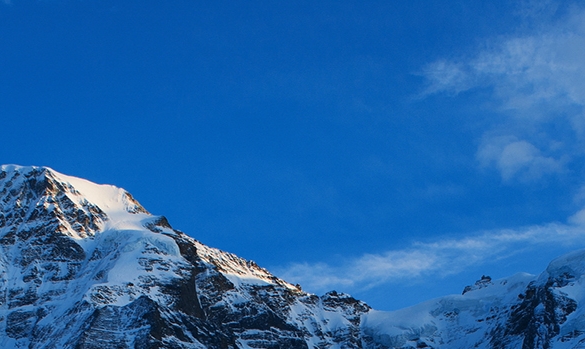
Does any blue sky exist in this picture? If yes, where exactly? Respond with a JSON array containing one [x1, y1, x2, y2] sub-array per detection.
[[2, 0, 585, 310]]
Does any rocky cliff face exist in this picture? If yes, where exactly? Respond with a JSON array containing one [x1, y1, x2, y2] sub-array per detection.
[[0, 166, 372, 349], [2, 165, 585, 349]]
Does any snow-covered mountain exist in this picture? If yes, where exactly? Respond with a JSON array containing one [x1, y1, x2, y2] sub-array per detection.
[[1, 165, 585, 349], [0, 165, 371, 349], [362, 250, 585, 349]]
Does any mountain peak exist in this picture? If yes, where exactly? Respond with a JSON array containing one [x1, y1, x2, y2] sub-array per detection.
[[0, 165, 148, 240], [0, 165, 382, 348]]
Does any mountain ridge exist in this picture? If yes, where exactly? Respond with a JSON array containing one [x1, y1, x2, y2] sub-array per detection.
[[1, 165, 585, 348], [0, 165, 371, 348]]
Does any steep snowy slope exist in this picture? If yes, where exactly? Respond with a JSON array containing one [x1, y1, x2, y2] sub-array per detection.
[[0, 165, 372, 349]]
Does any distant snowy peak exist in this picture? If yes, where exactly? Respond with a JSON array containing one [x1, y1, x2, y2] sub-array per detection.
[[539, 248, 585, 284], [0, 165, 149, 239], [362, 250, 585, 349]]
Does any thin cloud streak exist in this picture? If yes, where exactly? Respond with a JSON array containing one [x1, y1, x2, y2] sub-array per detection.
[[275, 219, 585, 294], [422, 11, 585, 109]]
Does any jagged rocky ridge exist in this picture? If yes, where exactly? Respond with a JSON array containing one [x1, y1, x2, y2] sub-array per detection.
[[0, 165, 371, 349], [2, 165, 585, 348]]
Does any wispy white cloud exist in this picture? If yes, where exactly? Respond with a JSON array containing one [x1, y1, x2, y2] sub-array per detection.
[[477, 135, 566, 182], [516, 0, 560, 19], [275, 219, 585, 293], [420, 60, 474, 97], [421, 4, 585, 182], [423, 11, 585, 110]]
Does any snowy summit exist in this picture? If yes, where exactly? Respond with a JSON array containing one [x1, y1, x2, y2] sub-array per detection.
[[1, 165, 585, 348]]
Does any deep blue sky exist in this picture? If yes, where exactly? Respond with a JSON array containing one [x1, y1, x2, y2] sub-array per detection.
[[2, 0, 585, 310]]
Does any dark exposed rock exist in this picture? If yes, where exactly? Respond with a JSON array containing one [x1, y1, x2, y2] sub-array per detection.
[[6, 310, 36, 339], [488, 276, 579, 349], [462, 275, 493, 295]]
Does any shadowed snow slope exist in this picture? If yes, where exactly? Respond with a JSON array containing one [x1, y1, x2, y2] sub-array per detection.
[[1, 165, 585, 349]]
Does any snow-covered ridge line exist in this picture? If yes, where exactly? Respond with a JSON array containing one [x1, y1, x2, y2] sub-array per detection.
[[0, 165, 296, 289], [4, 164, 585, 348], [193, 239, 299, 290]]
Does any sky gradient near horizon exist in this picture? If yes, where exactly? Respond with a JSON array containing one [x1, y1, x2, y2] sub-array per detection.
[[2, 0, 585, 310]]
